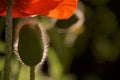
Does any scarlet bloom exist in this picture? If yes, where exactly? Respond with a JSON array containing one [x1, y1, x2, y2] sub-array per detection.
[[0, 0, 78, 19]]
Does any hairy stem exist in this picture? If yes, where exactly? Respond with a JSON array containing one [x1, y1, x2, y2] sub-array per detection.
[[3, 0, 13, 80], [30, 66, 35, 80]]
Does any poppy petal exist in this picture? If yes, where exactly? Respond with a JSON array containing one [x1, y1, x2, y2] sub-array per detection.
[[0, 0, 5, 15], [0, 0, 78, 19], [47, 0, 78, 19]]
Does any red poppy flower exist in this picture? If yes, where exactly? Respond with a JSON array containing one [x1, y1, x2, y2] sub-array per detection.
[[0, 0, 78, 19]]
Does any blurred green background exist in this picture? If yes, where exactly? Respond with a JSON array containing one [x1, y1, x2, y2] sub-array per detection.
[[0, 0, 120, 80]]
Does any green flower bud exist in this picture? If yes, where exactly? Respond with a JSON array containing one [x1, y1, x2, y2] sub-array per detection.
[[14, 18, 49, 67]]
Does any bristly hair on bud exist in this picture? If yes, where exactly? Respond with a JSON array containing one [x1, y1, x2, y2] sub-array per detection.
[[13, 17, 49, 70]]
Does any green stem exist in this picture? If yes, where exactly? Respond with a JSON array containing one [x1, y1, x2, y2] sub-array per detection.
[[3, 1, 13, 80], [30, 66, 35, 80]]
